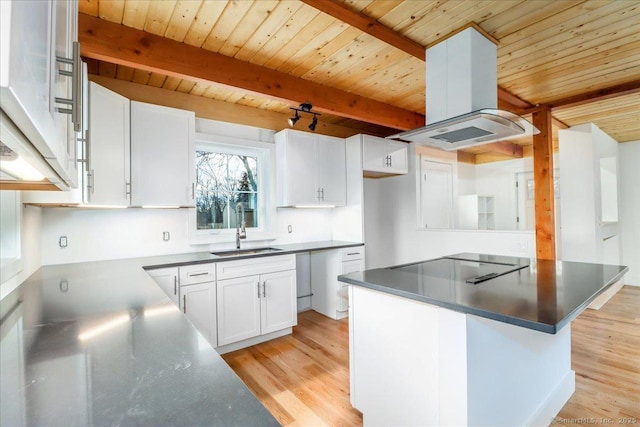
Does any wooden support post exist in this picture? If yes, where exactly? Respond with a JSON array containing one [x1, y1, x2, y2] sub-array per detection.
[[532, 106, 556, 260]]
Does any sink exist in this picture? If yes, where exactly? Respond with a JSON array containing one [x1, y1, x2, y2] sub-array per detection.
[[211, 247, 283, 257]]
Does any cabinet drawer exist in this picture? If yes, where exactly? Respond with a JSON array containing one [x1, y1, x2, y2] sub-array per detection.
[[217, 254, 296, 280], [342, 247, 365, 261], [179, 263, 216, 285]]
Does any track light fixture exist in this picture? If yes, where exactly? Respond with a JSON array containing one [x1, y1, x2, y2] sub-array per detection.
[[308, 114, 318, 131], [288, 110, 300, 126], [288, 102, 321, 132]]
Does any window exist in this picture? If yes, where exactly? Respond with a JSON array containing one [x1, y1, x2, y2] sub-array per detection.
[[190, 134, 274, 243], [196, 151, 259, 230]]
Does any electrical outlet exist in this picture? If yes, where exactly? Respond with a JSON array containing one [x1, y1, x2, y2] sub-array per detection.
[[163, 231, 170, 241], [59, 236, 68, 248]]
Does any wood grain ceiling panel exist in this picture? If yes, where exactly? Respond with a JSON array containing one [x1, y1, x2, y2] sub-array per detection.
[[79, 0, 640, 148]]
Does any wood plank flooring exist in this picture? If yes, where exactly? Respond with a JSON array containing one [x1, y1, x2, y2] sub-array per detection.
[[222, 286, 640, 427]]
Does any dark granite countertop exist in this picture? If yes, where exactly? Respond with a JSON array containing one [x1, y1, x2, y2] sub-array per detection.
[[338, 253, 628, 334], [0, 240, 362, 426]]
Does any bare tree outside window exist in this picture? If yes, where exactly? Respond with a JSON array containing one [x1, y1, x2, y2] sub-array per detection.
[[196, 151, 258, 230]]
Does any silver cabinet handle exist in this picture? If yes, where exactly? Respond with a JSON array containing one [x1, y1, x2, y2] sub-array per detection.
[[257, 282, 261, 298], [320, 188, 325, 201], [183, 295, 187, 313], [125, 181, 131, 197], [88, 169, 95, 195], [188, 272, 209, 277], [173, 276, 177, 295], [55, 42, 81, 132], [262, 282, 266, 298], [191, 182, 195, 200]]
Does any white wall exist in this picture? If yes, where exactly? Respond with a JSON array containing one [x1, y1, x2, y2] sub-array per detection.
[[39, 205, 334, 265], [38, 117, 344, 266], [619, 141, 640, 286], [363, 147, 535, 269], [0, 202, 42, 300]]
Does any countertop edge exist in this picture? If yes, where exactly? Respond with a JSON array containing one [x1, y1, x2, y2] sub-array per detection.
[[142, 241, 364, 270]]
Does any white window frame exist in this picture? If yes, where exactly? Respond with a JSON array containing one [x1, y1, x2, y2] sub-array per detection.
[[188, 133, 276, 244]]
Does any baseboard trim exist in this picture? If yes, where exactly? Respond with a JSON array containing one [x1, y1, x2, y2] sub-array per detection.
[[526, 370, 576, 427]]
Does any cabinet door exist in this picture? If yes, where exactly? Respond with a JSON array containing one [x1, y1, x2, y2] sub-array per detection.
[[362, 135, 388, 172], [147, 267, 179, 306], [48, 0, 78, 186], [260, 270, 297, 335], [276, 130, 318, 206], [340, 259, 364, 313], [87, 82, 130, 206], [386, 140, 408, 174], [0, 1, 59, 162], [130, 102, 195, 207], [180, 282, 217, 347], [317, 135, 346, 206], [217, 275, 261, 346]]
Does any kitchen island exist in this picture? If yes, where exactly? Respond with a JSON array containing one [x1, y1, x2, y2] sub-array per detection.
[[338, 253, 627, 427]]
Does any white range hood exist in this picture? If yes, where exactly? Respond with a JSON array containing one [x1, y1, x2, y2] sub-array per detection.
[[389, 27, 538, 150]]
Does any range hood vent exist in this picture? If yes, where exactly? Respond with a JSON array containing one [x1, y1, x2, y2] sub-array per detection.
[[388, 27, 538, 150], [390, 109, 537, 151]]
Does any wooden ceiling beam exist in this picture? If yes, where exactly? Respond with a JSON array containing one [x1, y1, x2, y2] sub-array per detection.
[[301, 2, 539, 115], [300, 0, 427, 60], [78, 13, 424, 131], [482, 141, 524, 158], [88, 75, 381, 139], [543, 80, 640, 111]]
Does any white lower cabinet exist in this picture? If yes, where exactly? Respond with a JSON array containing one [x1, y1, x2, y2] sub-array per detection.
[[311, 246, 365, 320], [180, 282, 217, 347], [146, 255, 296, 352], [146, 267, 179, 306], [216, 255, 297, 349], [216, 275, 262, 346]]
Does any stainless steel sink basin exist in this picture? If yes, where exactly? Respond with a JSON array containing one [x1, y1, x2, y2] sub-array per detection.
[[211, 247, 283, 257]]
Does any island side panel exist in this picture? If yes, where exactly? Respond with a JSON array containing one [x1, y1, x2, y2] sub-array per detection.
[[466, 315, 575, 427], [349, 286, 468, 426]]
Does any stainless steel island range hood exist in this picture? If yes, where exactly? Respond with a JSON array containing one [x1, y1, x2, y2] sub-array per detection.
[[388, 27, 538, 151]]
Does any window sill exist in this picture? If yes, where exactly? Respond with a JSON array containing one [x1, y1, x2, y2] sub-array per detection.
[[189, 231, 277, 246]]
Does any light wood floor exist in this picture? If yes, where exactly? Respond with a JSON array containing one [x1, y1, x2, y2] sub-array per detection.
[[223, 286, 640, 426]]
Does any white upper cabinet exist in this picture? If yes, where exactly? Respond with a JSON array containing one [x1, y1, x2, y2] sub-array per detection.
[[87, 82, 131, 206], [275, 129, 346, 207], [130, 101, 195, 207], [0, 0, 79, 186], [360, 134, 408, 176]]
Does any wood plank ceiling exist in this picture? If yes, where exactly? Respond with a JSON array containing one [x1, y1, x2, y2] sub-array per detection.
[[78, 0, 640, 162]]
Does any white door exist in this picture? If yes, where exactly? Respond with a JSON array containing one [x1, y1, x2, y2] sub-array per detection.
[[217, 275, 261, 346], [261, 270, 297, 335], [130, 102, 195, 207], [362, 136, 388, 172], [147, 268, 179, 306], [387, 141, 408, 174], [283, 130, 318, 205], [340, 259, 364, 313], [317, 135, 346, 206], [88, 82, 130, 206], [181, 282, 217, 347], [421, 159, 453, 229]]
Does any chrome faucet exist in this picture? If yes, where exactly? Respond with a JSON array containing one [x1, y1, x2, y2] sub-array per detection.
[[236, 202, 247, 249]]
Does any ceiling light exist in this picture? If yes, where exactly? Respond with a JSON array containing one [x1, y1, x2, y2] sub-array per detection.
[[287, 103, 321, 131], [288, 110, 300, 127], [308, 114, 318, 131]]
